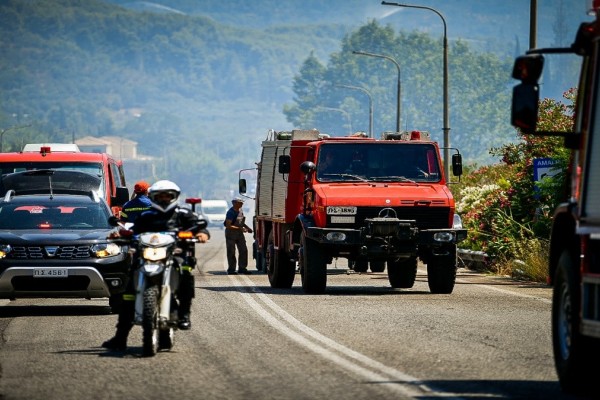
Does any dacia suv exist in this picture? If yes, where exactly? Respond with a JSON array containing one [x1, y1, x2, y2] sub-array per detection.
[[0, 190, 130, 312]]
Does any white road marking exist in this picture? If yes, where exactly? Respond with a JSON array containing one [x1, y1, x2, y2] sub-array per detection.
[[216, 256, 461, 398]]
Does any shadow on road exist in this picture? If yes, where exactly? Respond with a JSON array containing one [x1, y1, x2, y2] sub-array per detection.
[[0, 304, 111, 317]]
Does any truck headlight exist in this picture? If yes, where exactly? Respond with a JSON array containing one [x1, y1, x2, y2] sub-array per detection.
[[433, 232, 455, 242], [326, 232, 347, 241]]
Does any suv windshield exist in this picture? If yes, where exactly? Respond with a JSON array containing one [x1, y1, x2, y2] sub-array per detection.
[[0, 197, 111, 230]]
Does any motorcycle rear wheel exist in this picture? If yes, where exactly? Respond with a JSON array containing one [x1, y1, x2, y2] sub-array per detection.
[[142, 285, 160, 357]]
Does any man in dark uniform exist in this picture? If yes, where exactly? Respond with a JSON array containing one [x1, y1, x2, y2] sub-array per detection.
[[119, 180, 152, 223]]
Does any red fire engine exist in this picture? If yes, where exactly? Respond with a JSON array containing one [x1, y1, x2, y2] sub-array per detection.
[[239, 129, 466, 294], [511, 1, 600, 395]]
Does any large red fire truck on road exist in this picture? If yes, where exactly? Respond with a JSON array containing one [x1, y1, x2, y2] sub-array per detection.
[[239, 129, 465, 294], [511, 2, 600, 395]]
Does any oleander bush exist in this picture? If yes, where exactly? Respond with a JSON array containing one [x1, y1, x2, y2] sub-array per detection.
[[454, 89, 575, 281]]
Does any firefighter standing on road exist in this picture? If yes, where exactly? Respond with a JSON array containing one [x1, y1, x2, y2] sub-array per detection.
[[224, 197, 252, 274]]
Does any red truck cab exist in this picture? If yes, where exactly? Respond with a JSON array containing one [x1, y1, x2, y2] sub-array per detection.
[[0, 143, 129, 216]]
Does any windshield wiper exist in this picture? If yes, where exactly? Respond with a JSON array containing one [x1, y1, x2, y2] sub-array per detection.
[[370, 176, 417, 183], [320, 173, 368, 182]]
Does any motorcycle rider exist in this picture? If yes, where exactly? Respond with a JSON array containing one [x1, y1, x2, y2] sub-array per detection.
[[102, 180, 210, 351]]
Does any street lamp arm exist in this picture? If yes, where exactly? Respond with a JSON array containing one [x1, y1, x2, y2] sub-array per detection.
[[381, 2, 446, 35], [351, 50, 401, 133]]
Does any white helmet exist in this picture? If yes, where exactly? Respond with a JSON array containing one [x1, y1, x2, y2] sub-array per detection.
[[148, 180, 181, 212]]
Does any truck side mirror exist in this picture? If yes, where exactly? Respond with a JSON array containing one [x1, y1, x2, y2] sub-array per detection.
[[278, 155, 291, 174], [239, 178, 247, 194], [511, 83, 539, 134], [300, 161, 316, 174], [511, 54, 544, 82], [452, 153, 463, 176]]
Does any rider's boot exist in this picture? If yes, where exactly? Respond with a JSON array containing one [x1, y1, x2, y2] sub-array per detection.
[[102, 327, 129, 351], [178, 298, 191, 330], [178, 268, 194, 330], [102, 295, 134, 351]]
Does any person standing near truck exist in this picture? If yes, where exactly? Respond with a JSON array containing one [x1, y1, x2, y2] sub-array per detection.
[[119, 180, 151, 223], [224, 197, 252, 274]]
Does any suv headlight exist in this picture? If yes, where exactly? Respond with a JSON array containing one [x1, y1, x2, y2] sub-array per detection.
[[92, 243, 122, 258], [0, 244, 11, 259]]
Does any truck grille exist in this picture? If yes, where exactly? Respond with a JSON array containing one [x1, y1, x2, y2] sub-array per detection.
[[328, 206, 450, 230], [9, 245, 92, 260]]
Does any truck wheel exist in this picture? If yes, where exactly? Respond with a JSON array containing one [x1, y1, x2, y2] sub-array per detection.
[[370, 261, 386, 273], [349, 260, 368, 273], [387, 257, 417, 288], [300, 232, 327, 294], [426, 250, 456, 294], [552, 250, 598, 395], [267, 231, 295, 288]]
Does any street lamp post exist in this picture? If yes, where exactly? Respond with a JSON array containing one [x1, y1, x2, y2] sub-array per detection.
[[315, 106, 353, 134], [334, 84, 374, 138], [381, 1, 450, 178], [351, 50, 401, 134], [0, 124, 31, 152]]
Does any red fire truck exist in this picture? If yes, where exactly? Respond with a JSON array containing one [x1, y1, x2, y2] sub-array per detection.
[[511, 2, 600, 395], [0, 143, 129, 216], [239, 129, 465, 294]]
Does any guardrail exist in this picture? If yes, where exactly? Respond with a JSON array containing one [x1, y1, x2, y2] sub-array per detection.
[[457, 248, 492, 271]]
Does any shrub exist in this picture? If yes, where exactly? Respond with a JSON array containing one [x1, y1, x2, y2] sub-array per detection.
[[455, 89, 574, 281]]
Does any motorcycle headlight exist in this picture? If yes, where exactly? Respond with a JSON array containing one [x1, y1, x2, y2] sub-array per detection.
[[142, 247, 168, 261], [92, 243, 121, 258]]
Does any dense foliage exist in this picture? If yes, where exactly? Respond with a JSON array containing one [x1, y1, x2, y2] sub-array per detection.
[[284, 21, 518, 164], [454, 89, 574, 280]]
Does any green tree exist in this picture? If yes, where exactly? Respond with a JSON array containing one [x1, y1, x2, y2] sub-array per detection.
[[284, 20, 515, 164]]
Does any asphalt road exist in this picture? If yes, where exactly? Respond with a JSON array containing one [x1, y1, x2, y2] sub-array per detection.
[[0, 233, 590, 400]]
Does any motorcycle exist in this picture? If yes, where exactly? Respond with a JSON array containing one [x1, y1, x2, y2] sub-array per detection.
[[132, 228, 199, 357]]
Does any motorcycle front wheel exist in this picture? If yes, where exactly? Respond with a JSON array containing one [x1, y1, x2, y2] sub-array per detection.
[[142, 285, 160, 357]]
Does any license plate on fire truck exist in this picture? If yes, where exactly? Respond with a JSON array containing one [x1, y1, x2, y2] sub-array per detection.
[[327, 206, 357, 215]]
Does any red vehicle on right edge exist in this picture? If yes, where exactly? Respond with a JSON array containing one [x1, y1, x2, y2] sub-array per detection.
[[511, 2, 600, 396]]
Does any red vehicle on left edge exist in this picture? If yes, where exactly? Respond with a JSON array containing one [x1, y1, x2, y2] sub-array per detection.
[[0, 143, 129, 215]]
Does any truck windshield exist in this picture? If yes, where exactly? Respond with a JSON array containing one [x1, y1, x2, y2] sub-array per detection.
[[316, 143, 441, 183], [0, 162, 105, 197]]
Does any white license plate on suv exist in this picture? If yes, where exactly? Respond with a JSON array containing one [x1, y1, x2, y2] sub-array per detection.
[[33, 268, 68, 278]]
